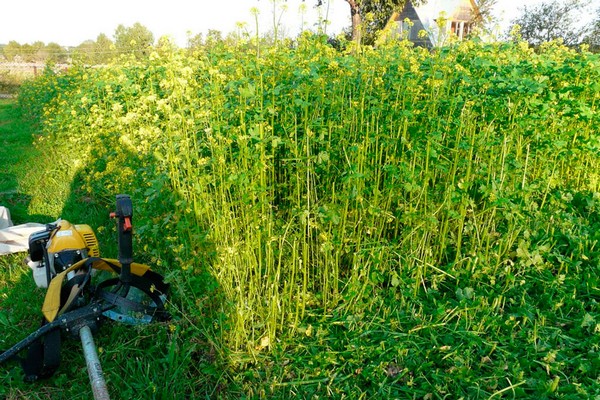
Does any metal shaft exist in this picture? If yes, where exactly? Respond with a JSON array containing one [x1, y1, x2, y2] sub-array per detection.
[[79, 325, 111, 400]]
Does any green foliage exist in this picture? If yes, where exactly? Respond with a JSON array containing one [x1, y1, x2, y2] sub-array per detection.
[[352, 0, 411, 45], [1, 41, 68, 63], [508, 0, 591, 47], [0, 100, 35, 221], [2, 22, 152, 66], [473, 0, 499, 29], [2, 37, 600, 397], [583, 6, 600, 52], [2, 41, 26, 62], [71, 34, 115, 65], [114, 23, 155, 59]]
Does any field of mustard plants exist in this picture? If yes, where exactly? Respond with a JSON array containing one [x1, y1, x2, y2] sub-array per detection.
[[2, 36, 600, 398]]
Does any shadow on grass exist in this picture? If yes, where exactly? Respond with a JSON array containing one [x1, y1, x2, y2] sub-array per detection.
[[0, 192, 56, 226], [55, 159, 229, 398], [0, 100, 114, 397], [0, 254, 57, 399], [0, 97, 228, 398]]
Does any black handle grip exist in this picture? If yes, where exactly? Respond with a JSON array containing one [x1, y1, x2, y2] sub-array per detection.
[[114, 194, 133, 284]]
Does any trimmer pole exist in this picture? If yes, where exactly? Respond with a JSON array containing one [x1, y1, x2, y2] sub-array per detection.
[[79, 325, 110, 400]]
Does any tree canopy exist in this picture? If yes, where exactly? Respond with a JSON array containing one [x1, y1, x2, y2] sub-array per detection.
[[72, 33, 115, 65], [473, 0, 498, 29], [1, 41, 68, 63], [508, 0, 590, 47], [1, 23, 155, 64], [114, 22, 155, 59], [583, 6, 600, 51], [342, 0, 426, 45]]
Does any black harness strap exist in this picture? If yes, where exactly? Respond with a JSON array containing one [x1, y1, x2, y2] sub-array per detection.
[[1, 258, 170, 381], [21, 321, 61, 382], [0, 304, 106, 366]]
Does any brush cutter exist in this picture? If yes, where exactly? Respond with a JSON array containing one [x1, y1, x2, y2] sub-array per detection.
[[0, 194, 170, 399]]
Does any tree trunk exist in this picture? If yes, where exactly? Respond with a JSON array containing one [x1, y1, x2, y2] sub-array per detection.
[[345, 0, 362, 44]]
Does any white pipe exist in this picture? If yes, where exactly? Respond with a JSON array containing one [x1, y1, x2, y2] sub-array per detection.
[[79, 325, 111, 400]]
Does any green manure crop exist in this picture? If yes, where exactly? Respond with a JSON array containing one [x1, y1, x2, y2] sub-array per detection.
[[7, 36, 600, 398]]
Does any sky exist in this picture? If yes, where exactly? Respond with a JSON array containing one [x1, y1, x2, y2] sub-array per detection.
[[0, 0, 584, 48]]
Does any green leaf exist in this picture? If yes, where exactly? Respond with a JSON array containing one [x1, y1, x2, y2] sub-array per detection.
[[581, 313, 596, 328]]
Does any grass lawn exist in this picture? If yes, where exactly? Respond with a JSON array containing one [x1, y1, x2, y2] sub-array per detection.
[[2, 37, 600, 399]]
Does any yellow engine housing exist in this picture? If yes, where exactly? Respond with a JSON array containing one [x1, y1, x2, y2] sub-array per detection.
[[47, 220, 99, 257]]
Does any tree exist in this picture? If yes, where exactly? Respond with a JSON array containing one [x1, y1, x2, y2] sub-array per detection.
[[72, 40, 96, 64], [205, 29, 224, 48], [44, 42, 68, 63], [508, 0, 590, 46], [186, 32, 204, 50], [2, 41, 22, 61], [72, 33, 115, 65], [344, 0, 362, 43], [306, 0, 415, 45], [1, 41, 66, 62], [16, 42, 43, 62], [94, 33, 115, 64], [472, 0, 498, 31], [319, 0, 495, 45], [342, 0, 423, 45], [114, 22, 154, 58], [583, 6, 600, 52]]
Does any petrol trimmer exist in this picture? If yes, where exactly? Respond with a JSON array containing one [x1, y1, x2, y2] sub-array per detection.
[[0, 194, 170, 399]]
